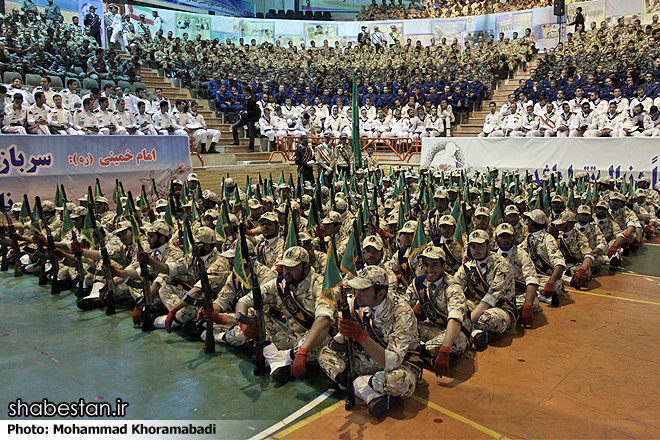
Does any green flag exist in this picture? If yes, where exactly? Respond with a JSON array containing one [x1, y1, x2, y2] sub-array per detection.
[[397, 201, 405, 233], [453, 201, 468, 247], [215, 202, 227, 241], [191, 199, 200, 224], [233, 228, 250, 288], [54, 186, 63, 208], [81, 209, 96, 246], [61, 204, 74, 238], [151, 179, 158, 200], [278, 171, 284, 186], [94, 178, 103, 199], [340, 230, 358, 278], [285, 209, 298, 249], [307, 199, 320, 232], [139, 186, 149, 209], [567, 187, 575, 212], [407, 218, 428, 260], [18, 197, 30, 224], [30, 200, 42, 236], [322, 238, 343, 296], [163, 198, 174, 232], [351, 71, 362, 171], [179, 184, 188, 206], [489, 201, 502, 230], [182, 219, 192, 262]]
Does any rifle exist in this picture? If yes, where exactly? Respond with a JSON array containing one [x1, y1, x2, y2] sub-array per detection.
[[238, 226, 267, 375], [1, 196, 23, 277], [334, 234, 356, 409], [0, 217, 8, 272], [34, 197, 60, 293], [20, 195, 49, 285], [86, 191, 116, 315], [128, 191, 155, 331], [185, 217, 215, 354]]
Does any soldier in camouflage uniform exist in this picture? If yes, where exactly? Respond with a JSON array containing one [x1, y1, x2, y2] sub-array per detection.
[[235, 247, 335, 384], [454, 230, 516, 349], [319, 266, 422, 418], [593, 200, 625, 267], [552, 211, 594, 289], [609, 192, 642, 252], [520, 209, 566, 307], [127, 227, 221, 332], [198, 239, 277, 346], [251, 212, 284, 270], [385, 220, 423, 296], [504, 204, 528, 245], [406, 245, 470, 377], [494, 222, 539, 327], [108, 220, 183, 325], [575, 205, 609, 271], [429, 215, 464, 275]]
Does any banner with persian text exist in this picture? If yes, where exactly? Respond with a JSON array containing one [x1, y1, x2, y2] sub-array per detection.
[[0, 135, 192, 211], [420, 137, 659, 188]]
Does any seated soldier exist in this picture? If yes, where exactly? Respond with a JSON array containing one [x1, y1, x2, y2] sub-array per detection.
[[575, 205, 609, 273], [319, 266, 422, 418], [552, 211, 594, 289]]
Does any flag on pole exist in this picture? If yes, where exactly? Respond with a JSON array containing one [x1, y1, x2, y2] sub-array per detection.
[[81, 209, 96, 246], [340, 230, 358, 278], [30, 200, 42, 236], [322, 238, 344, 296], [285, 208, 298, 249], [61, 204, 74, 238], [351, 71, 361, 172], [407, 218, 428, 260], [233, 228, 250, 288]]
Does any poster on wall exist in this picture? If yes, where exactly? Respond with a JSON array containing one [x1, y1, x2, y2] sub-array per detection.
[[641, 0, 660, 23], [431, 18, 467, 43], [305, 23, 338, 45], [533, 22, 561, 48], [301, 0, 375, 12], [565, 0, 607, 33], [174, 13, 211, 39], [78, 0, 106, 48], [242, 20, 275, 44], [276, 35, 306, 47], [369, 22, 403, 45]]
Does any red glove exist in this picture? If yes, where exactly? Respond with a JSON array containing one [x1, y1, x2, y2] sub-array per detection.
[[338, 318, 368, 344], [624, 232, 631, 242], [32, 234, 48, 247], [376, 227, 392, 238], [433, 345, 451, 377], [137, 250, 153, 265], [147, 208, 156, 222], [245, 228, 254, 236], [107, 266, 121, 277], [644, 224, 653, 235], [12, 232, 28, 242], [80, 240, 90, 250], [197, 308, 228, 324], [396, 273, 402, 284], [631, 239, 641, 251], [70, 242, 82, 255], [574, 266, 587, 287], [412, 302, 424, 320], [54, 249, 66, 259], [521, 304, 533, 327], [607, 243, 618, 258], [165, 308, 177, 333], [292, 347, 309, 379], [98, 284, 107, 305], [240, 323, 259, 339], [132, 305, 144, 325], [543, 279, 555, 298]]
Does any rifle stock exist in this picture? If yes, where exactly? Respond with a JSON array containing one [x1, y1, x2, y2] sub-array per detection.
[[241, 228, 267, 375], [1, 199, 23, 277], [35, 197, 61, 292], [333, 235, 355, 409], [87, 196, 116, 315]]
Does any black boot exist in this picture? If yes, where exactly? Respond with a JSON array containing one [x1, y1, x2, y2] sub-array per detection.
[[199, 143, 207, 154], [367, 395, 400, 418], [271, 366, 293, 385], [207, 142, 217, 154]]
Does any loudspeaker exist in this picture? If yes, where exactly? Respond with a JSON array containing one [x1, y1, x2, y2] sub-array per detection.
[[553, 0, 565, 16]]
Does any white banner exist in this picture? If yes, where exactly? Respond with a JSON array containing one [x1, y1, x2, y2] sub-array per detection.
[[420, 137, 659, 188]]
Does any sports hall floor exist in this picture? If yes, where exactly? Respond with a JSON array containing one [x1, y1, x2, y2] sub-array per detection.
[[2, 237, 660, 439]]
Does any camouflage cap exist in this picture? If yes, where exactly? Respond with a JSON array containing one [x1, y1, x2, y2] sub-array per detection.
[[597, 176, 612, 185], [634, 189, 646, 198], [277, 182, 290, 190], [172, 179, 183, 185], [94, 196, 109, 205], [474, 206, 490, 217], [434, 189, 448, 199], [299, 232, 313, 243], [438, 214, 456, 226], [356, 168, 365, 174], [195, 226, 216, 244], [322, 211, 342, 224], [248, 198, 262, 209], [259, 212, 279, 223], [262, 196, 274, 204], [551, 194, 565, 203], [204, 209, 219, 219], [65, 202, 76, 212], [41, 200, 56, 212], [149, 220, 171, 237], [345, 265, 389, 289], [495, 222, 514, 236], [524, 209, 547, 225], [504, 205, 519, 216], [335, 199, 348, 211], [562, 211, 577, 223], [595, 200, 609, 209], [301, 194, 313, 204], [278, 246, 310, 267], [225, 177, 236, 188], [419, 245, 446, 261], [609, 192, 626, 202], [469, 187, 480, 195], [513, 195, 526, 204], [399, 220, 417, 234], [70, 206, 88, 219], [468, 229, 490, 244], [362, 235, 383, 251], [187, 172, 199, 182], [576, 205, 592, 215], [446, 186, 459, 193], [11, 202, 22, 212], [155, 199, 168, 209], [202, 190, 218, 202], [228, 214, 239, 226], [220, 238, 255, 257], [638, 176, 651, 184], [114, 221, 132, 233]]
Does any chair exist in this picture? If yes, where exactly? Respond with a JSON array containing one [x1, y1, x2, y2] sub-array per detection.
[[132, 82, 147, 93], [117, 80, 132, 92], [82, 78, 99, 90], [276, 9, 285, 18], [322, 11, 331, 19], [294, 11, 303, 19], [256, 12, 264, 18], [25, 74, 42, 87], [285, 9, 295, 19], [49, 76, 63, 89], [64, 77, 81, 89], [268, 9, 276, 14], [100, 79, 115, 91], [304, 11, 313, 19], [80, 89, 90, 98], [3, 71, 22, 85], [313, 11, 322, 19], [74, 66, 85, 76]]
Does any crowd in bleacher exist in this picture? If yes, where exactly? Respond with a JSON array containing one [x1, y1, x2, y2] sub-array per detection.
[[357, 0, 582, 21], [480, 16, 660, 137]]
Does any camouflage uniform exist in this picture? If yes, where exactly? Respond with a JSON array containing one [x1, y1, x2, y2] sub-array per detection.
[[319, 267, 422, 403], [511, 221, 529, 246], [520, 229, 566, 299], [254, 235, 284, 270], [555, 226, 594, 279], [406, 272, 470, 357], [575, 221, 608, 268], [454, 251, 517, 334], [497, 246, 539, 310]]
